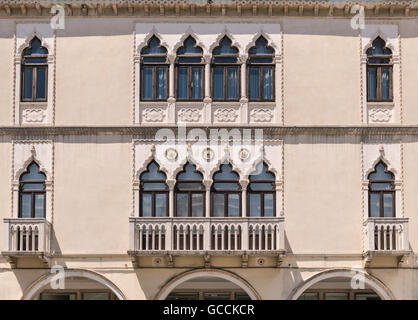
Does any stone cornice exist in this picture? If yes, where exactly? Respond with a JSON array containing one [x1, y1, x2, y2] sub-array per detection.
[[0, 1, 417, 18], [2, 125, 418, 136]]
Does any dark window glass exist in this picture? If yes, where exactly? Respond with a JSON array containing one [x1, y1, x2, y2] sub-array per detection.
[[366, 37, 393, 102], [211, 164, 241, 217], [175, 162, 204, 217], [368, 161, 395, 218], [213, 67, 224, 99], [21, 37, 48, 102], [248, 162, 276, 217], [176, 36, 204, 101], [19, 162, 46, 218], [140, 161, 168, 217], [140, 36, 168, 101], [247, 36, 275, 101]]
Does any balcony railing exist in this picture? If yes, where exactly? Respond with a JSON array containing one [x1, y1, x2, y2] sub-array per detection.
[[3, 218, 51, 255], [363, 217, 409, 253], [129, 217, 285, 253]]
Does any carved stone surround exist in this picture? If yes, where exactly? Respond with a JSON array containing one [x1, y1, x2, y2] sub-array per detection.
[[12, 141, 54, 222], [14, 23, 55, 125]]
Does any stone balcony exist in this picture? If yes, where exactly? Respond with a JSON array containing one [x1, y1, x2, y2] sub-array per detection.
[[363, 217, 410, 266], [2, 218, 52, 268], [128, 217, 285, 268]]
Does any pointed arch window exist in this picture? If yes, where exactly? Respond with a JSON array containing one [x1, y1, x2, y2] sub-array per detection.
[[175, 162, 205, 217], [211, 36, 240, 101], [247, 36, 275, 101], [21, 37, 48, 102], [248, 162, 276, 217], [140, 36, 169, 100], [140, 161, 168, 217], [368, 161, 395, 218], [19, 161, 46, 218], [211, 164, 241, 217], [176, 36, 204, 101], [366, 37, 393, 102]]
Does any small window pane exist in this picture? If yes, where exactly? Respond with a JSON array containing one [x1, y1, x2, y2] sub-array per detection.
[[249, 193, 261, 217], [264, 193, 274, 217], [213, 67, 224, 99], [383, 193, 393, 217], [23, 67, 33, 99], [355, 293, 381, 300], [176, 193, 188, 217], [22, 183, 45, 191], [177, 67, 188, 99], [21, 194, 31, 218], [228, 194, 240, 217], [298, 293, 319, 300], [204, 292, 231, 300], [141, 194, 152, 217], [40, 293, 76, 300], [176, 182, 203, 191], [227, 67, 238, 99], [249, 183, 274, 191], [212, 193, 225, 217], [381, 67, 390, 100], [36, 67, 47, 99], [192, 193, 204, 217], [262, 67, 273, 100], [324, 293, 349, 300], [191, 67, 202, 99], [370, 193, 380, 217], [82, 292, 110, 300], [34, 193, 45, 218], [142, 67, 153, 99], [213, 182, 240, 191], [370, 182, 392, 190], [155, 193, 167, 217], [249, 67, 259, 100], [368, 67, 377, 100], [156, 67, 167, 99]]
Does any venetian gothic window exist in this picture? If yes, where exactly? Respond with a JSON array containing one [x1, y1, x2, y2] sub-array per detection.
[[211, 164, 241, 217], [248, 162, 275, 217], [140, 161, 168, 217], [19, 161, 46, 218], [21, 37, 48, 102], [211, 36, 240, 101], [247, 36, 274, 101], [368, 161, 395, 218], [175, 162, 205, 217], [140, 36, 169, 101], [366, 37, 393, 102], [176, 36, 204, 101]]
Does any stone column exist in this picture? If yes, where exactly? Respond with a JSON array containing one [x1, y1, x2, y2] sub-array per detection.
[[239, 179, 249, 217], [239, 54, 248, 123], [203, 179, 212, 218], [167, 179, 176, 218]]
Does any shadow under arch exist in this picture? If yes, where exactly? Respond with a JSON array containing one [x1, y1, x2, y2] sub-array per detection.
[[21, 269, 127, 300], [287, 268, 395, 300], [155, 269, 261, 300]]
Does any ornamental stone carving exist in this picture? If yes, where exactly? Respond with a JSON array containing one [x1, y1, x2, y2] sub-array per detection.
[[250, 108, 273, 122], [178, 108, 201, 122], [368, 107, 392, 123], [143, 107, 165, 122], [22, 108, 46, 123], [214, 108, 238, 122]]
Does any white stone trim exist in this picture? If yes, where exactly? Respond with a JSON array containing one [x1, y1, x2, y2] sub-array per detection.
[[288, 269, 395, 300], [14, 22, 55, 125], [21, 269, 127, 300], [155, 269, 260, 300]]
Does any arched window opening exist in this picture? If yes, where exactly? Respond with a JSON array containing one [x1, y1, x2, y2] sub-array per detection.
[[248, 162, 276, 217], [140, 161, 168, 217], [212, 36, 239, 101], [176, 36, 204, 101], [175, 162, 205, 217], [368, 161, 395, 218], [366, 37, 393, 102], [19, 161, 46, 218], [140, 36, 168, 100], [211, 163, 241, 217], [21, 37, 48, 102], [247, 36, 275, 101]]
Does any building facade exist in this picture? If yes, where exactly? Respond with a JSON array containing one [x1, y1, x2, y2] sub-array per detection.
[[0, 0, 418, 300]]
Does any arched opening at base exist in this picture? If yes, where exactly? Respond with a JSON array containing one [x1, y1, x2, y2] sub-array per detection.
[[289, 269, 394, 300], [156, 270, 260, 300], [22, 269, 126, 300]]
